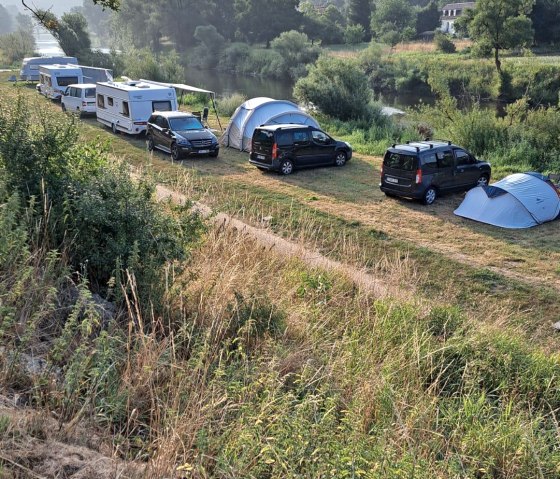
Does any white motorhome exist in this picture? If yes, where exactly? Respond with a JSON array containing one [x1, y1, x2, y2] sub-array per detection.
[[39, 64, 84, 100], [95, 80, 178, 135], [20, 56, 78, 81]]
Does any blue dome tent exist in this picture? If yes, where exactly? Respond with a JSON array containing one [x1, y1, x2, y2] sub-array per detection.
[[454, 173, 560, 228]]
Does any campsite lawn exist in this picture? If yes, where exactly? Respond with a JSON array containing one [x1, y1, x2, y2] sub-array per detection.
[[3, 76, 559, 350]]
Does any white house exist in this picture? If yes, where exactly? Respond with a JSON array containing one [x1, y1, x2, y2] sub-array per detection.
[[441, 2, 475, 35]]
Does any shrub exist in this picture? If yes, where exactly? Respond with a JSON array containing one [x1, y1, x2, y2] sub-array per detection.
[[216, 93, 247, 117], [294, 56, 372, 121], [434, 32, 456, 53], [344, 24, 365, 44], [219, 42, 251, 72]]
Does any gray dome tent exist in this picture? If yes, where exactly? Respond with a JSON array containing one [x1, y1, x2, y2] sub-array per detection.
[[221, 97, 320, 151], [454, 172, 560, 228]]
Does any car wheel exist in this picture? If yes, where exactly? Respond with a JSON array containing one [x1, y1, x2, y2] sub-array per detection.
[[147, 135, 154, 152], [171, 143, 180, 161], [334, 151, 347, 167], [423, 186, 437, 205], [477, 174, 489, 187], [61, 103, 66, 112], [209, 150, 219, 157], [112, 123, 118, 134], [384, 191, 395, 198], [279, 159, 294, 175]]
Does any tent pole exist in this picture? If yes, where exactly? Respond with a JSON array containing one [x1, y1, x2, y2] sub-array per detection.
[[211, 93, 222, 131]]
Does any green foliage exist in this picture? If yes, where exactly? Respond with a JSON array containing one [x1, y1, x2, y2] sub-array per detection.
[[191, 25, 226, 69], [0, 96, 80, 200], [38, 10, 92, 59], [216, 93, 247, 116], [415, 0, 440, 34], [344, 23, 365, 44], [270, 31, 320, 79], [414, 97, 560, 175], [371, 0, 416, 44], [66, 164, 202, 294], [347, 0, 372, 37], [0, 28, 35, 67], [461, 0, 535, 72], [434, 32, 456, 53], [294, 56, 372, 120], [121, 48, 183, 82]]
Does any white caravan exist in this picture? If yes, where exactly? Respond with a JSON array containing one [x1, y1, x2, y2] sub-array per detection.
[[95, 80, 178, 135], [39, 64, 84, 100], [20, 56, 78, 81]]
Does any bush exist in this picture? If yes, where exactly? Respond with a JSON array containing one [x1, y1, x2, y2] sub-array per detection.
[[344, 24, 365, 44], [434, 33, 456, 53], [0, 93, 203, 302], [294, 56, 372, 121], [216, 93, 247, 117]]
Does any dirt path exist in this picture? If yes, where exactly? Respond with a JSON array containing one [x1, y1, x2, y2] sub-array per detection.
[[155, 184, 397, 299], [185, 153, 560, 293]]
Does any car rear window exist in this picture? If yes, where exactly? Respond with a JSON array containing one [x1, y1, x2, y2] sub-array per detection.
[[383, 152, 417, 171], [253, 129, 274, 146], [84, 88, 96, 98]]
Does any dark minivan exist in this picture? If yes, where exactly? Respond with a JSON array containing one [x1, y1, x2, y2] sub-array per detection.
[[380, 140, 491, 205], [250, 124, 352, 175]]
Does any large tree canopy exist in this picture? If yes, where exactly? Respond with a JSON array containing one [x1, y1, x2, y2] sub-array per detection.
[[456, 0, 535, 73]]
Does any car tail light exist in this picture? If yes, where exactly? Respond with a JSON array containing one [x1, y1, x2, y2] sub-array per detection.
[[415, 168, 423, 184], [272, 143, 278, 160], [82, 101, 87, 107]]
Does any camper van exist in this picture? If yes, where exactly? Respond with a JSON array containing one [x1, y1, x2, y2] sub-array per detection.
[[20, 56, 78, 81], [95, 80, 178, 135], [61, 83, 97, 115], [39, 64, 84, 100]]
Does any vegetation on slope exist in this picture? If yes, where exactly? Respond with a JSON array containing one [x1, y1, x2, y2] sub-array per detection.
[[1, 76, 560, 477]]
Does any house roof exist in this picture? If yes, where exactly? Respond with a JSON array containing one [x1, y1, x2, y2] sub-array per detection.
[[442, 2, 475, 11]]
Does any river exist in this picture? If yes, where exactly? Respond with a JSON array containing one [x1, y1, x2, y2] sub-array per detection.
[[33, 27, 432, 109]]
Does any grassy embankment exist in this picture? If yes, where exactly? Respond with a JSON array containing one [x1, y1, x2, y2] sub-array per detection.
[[1, 74, 560, 477]]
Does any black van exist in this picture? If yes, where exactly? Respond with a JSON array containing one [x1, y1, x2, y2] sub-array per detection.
[[380, 140, 491, 205], [249, 124, 352, 175]]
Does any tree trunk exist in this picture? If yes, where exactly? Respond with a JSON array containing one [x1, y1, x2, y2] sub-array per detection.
[[494, 47, 502, 74]]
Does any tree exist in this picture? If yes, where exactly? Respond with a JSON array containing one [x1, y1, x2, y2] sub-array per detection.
[[371, 0, 415, 42], [531, 0, 560, 45], [457, 0, 535, 73], [234, 0, 303, 45], [294, 55, 372, 120], [416, 0, 440, 34], [347, 0, 371, 38], [0, 29, 35, 64], [35, 10, 92, 58]]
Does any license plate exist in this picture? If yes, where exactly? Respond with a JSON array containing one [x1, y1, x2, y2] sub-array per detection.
[[257, 154, 265, 160], [198, 149, 209, 154], [386, 177, 398, 184]]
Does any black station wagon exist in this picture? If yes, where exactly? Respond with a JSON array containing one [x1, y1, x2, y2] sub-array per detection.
[[380, 140, 491, 205], [249, 124, 352, 175]]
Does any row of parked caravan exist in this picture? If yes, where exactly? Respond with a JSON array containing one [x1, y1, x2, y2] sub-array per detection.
[[29, 56, 222, 159]]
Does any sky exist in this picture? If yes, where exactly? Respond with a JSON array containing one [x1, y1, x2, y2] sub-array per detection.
[[0, 0, 82, 15]]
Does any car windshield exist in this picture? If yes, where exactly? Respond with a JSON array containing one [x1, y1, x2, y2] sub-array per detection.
[[169, 117, 204, 131], [84, 88, 96, 98], [383, 152, 417, 171]]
